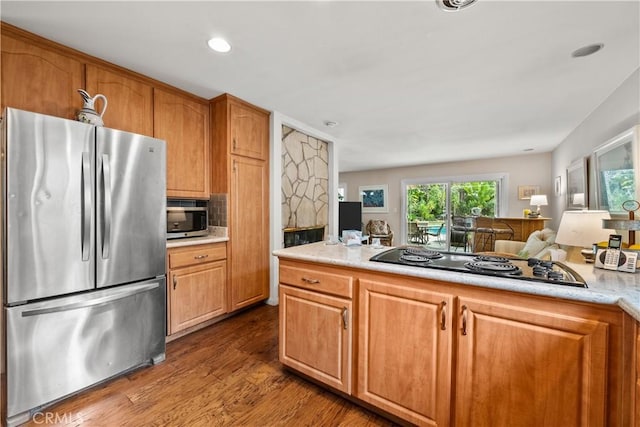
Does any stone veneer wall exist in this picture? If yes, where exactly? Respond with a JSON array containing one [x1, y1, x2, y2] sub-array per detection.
[[282, 125, 329, 230]]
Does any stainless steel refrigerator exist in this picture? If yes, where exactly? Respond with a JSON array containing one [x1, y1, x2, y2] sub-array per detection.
[[1, 108, 167, 426]]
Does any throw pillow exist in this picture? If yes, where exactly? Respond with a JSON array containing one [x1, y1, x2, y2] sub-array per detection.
[[517, 228, 556, 258]]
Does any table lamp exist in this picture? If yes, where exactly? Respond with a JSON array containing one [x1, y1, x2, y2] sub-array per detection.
[[529, 194, 548, 217], [555, 210, 615, 262]]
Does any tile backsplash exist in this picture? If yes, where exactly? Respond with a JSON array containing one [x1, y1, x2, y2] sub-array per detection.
[[209, 193, 228, 227]]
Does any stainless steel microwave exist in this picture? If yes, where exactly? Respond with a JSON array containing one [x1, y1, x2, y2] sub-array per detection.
[[166, 206, 209, 239]]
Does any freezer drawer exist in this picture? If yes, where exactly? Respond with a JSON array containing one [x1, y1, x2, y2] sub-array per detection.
[[5, 278, 166, 424]]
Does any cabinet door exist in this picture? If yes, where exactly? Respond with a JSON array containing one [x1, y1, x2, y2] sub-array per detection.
[[636, 326, 640, 427], [279, 284, 352, 394], [229, 155, 269, 310], [456, 297, 608, 427], [1, 33, 83, 119], [154, 88, 210, 198], [168, 260, 227, 334], [86, 64, 153, 135], [230, 101, 269, 160], [358, 279, 454, 427]]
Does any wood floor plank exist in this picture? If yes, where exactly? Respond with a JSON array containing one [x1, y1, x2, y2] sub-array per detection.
[[18, 304, 396, 426]]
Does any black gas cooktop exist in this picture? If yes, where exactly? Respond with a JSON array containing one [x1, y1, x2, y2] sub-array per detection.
[[369, 246, 587, 288]]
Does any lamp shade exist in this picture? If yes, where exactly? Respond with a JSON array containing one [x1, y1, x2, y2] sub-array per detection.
[[555, 210, 615, 248], [530, 194, 548, 207]]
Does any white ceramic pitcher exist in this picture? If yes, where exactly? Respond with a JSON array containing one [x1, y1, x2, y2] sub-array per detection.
[[77, 89, 108, 126]]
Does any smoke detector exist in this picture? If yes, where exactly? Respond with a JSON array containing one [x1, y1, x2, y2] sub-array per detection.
[[436, 0, 478, 12]]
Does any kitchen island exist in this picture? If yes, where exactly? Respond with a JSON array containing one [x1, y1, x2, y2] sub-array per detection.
[[273, 242, 639, 427]]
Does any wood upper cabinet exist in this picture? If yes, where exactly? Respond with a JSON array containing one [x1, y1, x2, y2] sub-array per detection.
[[155, 88, 210, 198], [85, 64, 153, 135], [455, 296, 608, 427], [357, 277, 454, 426], [230, 100, 269, 160], [167, 243, 227, 335], [1, 30, 83, 119]]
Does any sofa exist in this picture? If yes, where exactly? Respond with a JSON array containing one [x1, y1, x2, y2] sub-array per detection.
[[488, 228, 559, 260]]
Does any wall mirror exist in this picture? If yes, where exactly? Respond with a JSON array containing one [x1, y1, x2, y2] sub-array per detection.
[[593, 125, 640, 214], [566, 157, 588, 209]]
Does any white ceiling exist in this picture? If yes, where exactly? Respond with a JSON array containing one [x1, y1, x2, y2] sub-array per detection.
[[2, 1, 639, 172]]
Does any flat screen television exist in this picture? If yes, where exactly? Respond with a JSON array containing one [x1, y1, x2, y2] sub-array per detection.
[[339, 202, 362, 235]]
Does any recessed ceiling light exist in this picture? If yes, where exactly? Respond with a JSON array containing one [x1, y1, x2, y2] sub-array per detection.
[[207, 37, 231, 53], [324, 120, 339, 128], [571, 43, 604, 58], [436, 0, 478, 12]]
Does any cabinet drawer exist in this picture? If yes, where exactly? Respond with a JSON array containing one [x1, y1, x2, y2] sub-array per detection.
[[169, 244, 226, 269], [279, 264, 353, 298]]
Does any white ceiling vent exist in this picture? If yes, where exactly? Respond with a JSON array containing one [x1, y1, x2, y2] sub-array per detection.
[[436, 0, 478, 12]]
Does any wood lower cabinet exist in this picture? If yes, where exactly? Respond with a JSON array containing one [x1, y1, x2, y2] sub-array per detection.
[[637, 324, 640, 427], [154, 88, 210, 198], [167, 243, 227, 335], [279, 285, 352, 393], [85, 64, 153, 135], [455, 297, 608, 427], [229, 155, 269, 309], [1, 28, 83, 119], [276, 258, 633, 427], [279, 260, 354, 394], [357, 278, 454, 426]]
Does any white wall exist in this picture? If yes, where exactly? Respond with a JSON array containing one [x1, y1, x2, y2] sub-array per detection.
[[339, 152, 552, 241], [269, 112, 339, 305], [551, 68, 640, 230]]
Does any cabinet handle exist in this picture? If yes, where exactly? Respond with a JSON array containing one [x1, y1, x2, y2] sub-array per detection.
[[233, 159, 237, 172], [440, 301, 447, 330], [301, 277, 320, 284], [233, 138, 237, 150], [461, 305, 468, 336], [194, 254, 209, 260], [173, 275, 178, 290], [342, 307, 348, 330]]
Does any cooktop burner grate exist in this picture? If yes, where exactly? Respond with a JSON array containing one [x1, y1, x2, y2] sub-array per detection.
[[465, 261, 522, 275], [399, 254, 432, 263], [473, 255, 511, 263], [403, 247, 443, 259]]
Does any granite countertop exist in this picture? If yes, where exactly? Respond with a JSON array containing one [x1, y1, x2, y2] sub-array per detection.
[[166, 226, 229, 248], [273, 242, 640, 322]]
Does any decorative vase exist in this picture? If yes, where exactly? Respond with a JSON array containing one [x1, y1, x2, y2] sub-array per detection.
[[76, 89, 107, 126]]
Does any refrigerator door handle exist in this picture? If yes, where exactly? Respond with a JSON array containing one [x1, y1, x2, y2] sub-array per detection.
[[21, 282, 160, 317], [81, 151, 92, 261], [101, 153, 112, 259]]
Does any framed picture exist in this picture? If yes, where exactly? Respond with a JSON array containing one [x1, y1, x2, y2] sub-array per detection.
[[566, 157, 588, 210], [359, 184, 389, 213], [517, 185, 540, 200], [593, 126, 640, 213], [554, 176, 562, 197]]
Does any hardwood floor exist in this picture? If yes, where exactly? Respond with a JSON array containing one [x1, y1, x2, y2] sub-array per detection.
[[20, 304, 395, 426]]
